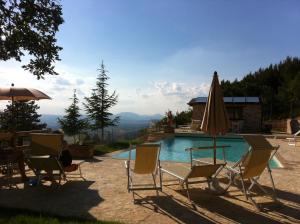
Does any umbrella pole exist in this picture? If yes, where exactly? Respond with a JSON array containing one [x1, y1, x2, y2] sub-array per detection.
[[10, 95, 16, 147], [11, 95, 15, 131], [213, 136, 216, 164]]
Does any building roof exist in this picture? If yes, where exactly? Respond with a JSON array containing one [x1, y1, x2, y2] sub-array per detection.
[[188, 96, 260, 106]]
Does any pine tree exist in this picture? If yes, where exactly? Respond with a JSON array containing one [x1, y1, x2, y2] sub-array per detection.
[[0, 101, 47, 131], [221, 56, 300, 119], [58, 89, 87, 144], [84, 61, 119, 141]]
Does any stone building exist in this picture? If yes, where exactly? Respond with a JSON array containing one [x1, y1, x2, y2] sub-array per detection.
[[188, 96, 261, 133]]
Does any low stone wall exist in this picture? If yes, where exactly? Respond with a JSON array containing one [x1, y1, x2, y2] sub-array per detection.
[[263, 117, 300, 134], [264, 119, 287, 133], [146, 132, 173, 142]]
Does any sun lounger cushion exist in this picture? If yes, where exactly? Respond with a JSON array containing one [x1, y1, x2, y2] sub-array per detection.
[[133, 144, 159, 174]]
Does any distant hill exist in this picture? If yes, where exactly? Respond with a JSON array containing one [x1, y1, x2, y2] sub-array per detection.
[[40, 114, 62, 130], [115, 112, 162, 121], [40, 112, 163, 139]]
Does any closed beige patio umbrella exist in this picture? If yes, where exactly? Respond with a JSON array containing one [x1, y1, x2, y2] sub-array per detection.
[[201, 71, 230, 164]]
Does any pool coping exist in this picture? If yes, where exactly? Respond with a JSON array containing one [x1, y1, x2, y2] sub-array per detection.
[[107, 146, 285, 169], [105, 133, 289, 169]]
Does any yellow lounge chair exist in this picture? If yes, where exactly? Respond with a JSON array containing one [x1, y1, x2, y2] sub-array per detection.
[[27, 133, 66, 184], [161, 146, 226, 205], [125, 143, 162, 203], [28, 133, 84, 184], [225, 135, 279, 210]]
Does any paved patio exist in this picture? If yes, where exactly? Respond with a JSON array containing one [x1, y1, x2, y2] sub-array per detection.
[[1, 138, 300, 224]]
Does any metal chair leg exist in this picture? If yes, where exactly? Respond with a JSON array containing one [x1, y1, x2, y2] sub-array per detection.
[[185, 181, 192, 202], [152, 173, 159, 198], [240, 177, 248, 200], [267, 165, 277, 201]]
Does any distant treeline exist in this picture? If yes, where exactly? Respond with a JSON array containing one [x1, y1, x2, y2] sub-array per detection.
[[220, 57, 300, 120]]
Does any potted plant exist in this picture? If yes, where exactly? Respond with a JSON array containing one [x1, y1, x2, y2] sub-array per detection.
[[58, 89, 93, 159]]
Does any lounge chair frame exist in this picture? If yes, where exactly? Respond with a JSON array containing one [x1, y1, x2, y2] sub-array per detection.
[[27, 133, 84, 185], [28, 155, 66, 184], [225, 136, 280, 210], [161, 145, 228, 205], [125, 143, 162, 202], [286, 130, 300, 147]]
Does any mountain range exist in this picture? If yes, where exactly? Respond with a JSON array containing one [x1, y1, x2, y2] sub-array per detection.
[[40, 112, 163, 130]]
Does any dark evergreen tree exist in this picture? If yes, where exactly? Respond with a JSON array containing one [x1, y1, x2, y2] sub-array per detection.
[[84, 61, 119, 141], [58, 89, 87, 144], [0, 0, 64, 79], [0, 101, 47, 131], [221, 56, 300, 119], [174, 109, 192, 126]]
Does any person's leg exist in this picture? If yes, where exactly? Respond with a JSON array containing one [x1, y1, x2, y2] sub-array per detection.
[[17, 155, 28, 181]]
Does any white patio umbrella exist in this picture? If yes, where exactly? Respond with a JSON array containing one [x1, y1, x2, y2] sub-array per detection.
[[201, 71, 230, 164]]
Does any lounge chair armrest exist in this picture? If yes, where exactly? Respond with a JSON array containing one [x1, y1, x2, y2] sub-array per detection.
[[225, 165, 240, 174], [28, 155, 50, 159], [192, 159, 213, 165], [125, 160, 130, 169], [192, 159, 226, 166]]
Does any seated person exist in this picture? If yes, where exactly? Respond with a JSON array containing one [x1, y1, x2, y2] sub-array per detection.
[[51, 130, 72, 167], [44, 130, 76, 181], [59, 139, 73, 168]]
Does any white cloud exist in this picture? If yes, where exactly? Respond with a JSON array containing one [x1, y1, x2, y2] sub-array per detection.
[[76, 79, 85, 85], [0, 62, 95, 115], [113, 81, 209, 114], [153, 81, 209, 99], [55, 77, 71, 86], [0, 50, 214, 115]]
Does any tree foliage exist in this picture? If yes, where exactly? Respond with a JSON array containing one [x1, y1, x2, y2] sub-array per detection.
[[174, 109, 192, 126], [58, 89, 86, 144], [0, 100, 46, 131], [221, 56, 300, 119], [159, 109, 192, 127], [0, 0, 64, 79], [84, 61, 119, 140]]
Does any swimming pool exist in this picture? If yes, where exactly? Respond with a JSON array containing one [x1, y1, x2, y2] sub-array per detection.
[[114, 136, 279, 168]]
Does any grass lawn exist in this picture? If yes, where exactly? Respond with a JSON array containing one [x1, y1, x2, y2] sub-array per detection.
[[0, 207, 122, 224]]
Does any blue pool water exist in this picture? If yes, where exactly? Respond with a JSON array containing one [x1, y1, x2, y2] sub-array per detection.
[[114, 136, 279, 168]]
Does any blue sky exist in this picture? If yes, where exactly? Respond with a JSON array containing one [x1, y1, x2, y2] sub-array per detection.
[[1, 0, 300, 115]]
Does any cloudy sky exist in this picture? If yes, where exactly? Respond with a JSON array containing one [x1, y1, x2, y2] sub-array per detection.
[[1, 0, 300, 115]]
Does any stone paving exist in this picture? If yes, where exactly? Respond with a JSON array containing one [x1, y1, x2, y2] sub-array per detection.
[[1, 138, 300, 223]]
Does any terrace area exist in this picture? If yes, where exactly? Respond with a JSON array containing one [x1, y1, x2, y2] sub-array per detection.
[[0, 138, 300, 224]]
